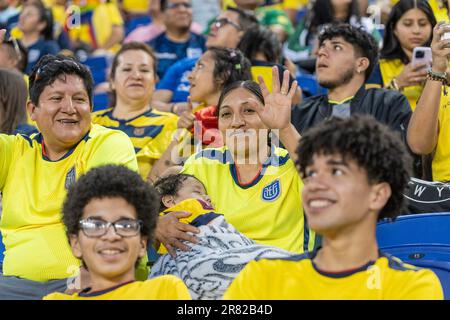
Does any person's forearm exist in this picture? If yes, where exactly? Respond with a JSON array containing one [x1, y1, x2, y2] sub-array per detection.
[[278, 124, 301, 163], [100, 26, 124, 50], [407, 80, 441, 154], [152, 100, 173, 113]]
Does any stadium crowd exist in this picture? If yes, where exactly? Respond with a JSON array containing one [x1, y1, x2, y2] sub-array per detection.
[[0, 0, 449, 300]]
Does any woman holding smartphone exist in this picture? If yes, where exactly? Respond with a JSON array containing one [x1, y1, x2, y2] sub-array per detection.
[[366, 0, 435, 110]]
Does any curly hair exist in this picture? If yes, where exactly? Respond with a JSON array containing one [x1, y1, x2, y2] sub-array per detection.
[[296, 115, 412, 221], [29, 54, 94, 107], [318, 23, 379, 80], [153, 173, 204, 211], [237, 25, 282, 63], [63, 165, 159, 244]]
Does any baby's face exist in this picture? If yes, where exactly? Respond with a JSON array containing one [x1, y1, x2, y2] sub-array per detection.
[[175, 177, 213, 207]]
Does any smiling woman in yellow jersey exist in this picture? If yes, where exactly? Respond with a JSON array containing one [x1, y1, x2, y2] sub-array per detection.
[[156, 68, 316, 256], [92, 42, 178, 181], [0, 55, 138, 300]]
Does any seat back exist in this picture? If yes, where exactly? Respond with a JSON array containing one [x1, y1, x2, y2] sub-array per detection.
[[377, 213, 450, 299]]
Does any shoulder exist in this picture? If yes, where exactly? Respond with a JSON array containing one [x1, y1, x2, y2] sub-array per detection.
[[43, 292, 76, 300], [239, 252, 312, 276], [147, 109, 178, 121], [92, 108, 112, 118], [87, 124, 132, 146], [299, 94, 327, 108], [378, 253, 444, 299], [142, 276, 191, 298], [363, 87, 410, 107], [185, 146, 232, 166]]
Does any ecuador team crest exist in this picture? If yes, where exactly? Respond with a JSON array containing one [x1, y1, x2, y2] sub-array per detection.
[[261, 179, 281, 202]]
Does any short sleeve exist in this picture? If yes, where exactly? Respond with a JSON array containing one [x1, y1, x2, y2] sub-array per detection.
[[392, 270, 444, 300], [0, 134, 16, 190], [107, 3, 124, 26], [223, 260, 264, 300], [86, 130, 138, 172]]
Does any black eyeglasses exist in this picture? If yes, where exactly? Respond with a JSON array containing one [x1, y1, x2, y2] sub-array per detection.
[[166, 2, 192, 10], [213, 18, 242, 31], [79, 218, 143, 238]]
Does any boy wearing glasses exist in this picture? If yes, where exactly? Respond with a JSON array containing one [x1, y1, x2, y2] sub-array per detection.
[[44, 165, 190, 300]]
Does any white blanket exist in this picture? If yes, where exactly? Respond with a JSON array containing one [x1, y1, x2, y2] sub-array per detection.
[[149, 217, 294, 300]]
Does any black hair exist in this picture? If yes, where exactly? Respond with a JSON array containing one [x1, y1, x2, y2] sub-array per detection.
[[63, 165, 159, 244], [153, 173, 205, 211], [226, 7, 259, 31], [318, 23, 379, 80], [108, 42, 158, 108], [296, 115, 412, 221], [380, 0, 436, 64], [237, 25, 282, 63], [160, 0, 168, 11], [207, 47, 252, 89], [217, 80, 264, 113], [29, 54, 94, 107], [307, 0, 360, 36], [26, 1, 54, 40]]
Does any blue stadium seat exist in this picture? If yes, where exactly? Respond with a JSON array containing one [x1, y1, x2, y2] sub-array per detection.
[[93, 92, 110, 112], [147, 246, 160, 266], [0, 232, 4, 271], [377, 213, 450, 299], [296, 74, 327, 97], [82, 55, 110, 85]]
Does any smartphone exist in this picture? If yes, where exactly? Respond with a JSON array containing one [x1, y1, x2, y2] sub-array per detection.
[[440, 23, 450, 47], [412, 47, 432, 70]]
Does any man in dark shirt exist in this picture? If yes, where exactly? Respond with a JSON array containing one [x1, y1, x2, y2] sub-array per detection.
[[148, 0, 206, 79], [292, 24, 411, 141]]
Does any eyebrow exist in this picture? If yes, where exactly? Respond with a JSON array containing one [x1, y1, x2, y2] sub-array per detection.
[[326, 159, 349, 167]]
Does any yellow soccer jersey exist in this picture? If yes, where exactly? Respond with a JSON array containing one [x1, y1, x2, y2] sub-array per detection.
[[432, 96, 450, 181], [0, 124, 138, 282], [92, 108, 178, 180], [157, 198, 222, 254], [224, 252, 443, 300], [43, 276, 191, 300], [181, 146, 315, 254]]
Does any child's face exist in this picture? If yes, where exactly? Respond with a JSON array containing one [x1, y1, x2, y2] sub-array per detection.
[[69, 197, 147, 285], [301, 153, 390, 236], [174, 177, 212, 207]]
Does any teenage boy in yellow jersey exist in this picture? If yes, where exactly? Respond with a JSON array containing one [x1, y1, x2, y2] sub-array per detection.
[[0, 54, 138, 299], [407, 22, 450, 182], [224, 115, 443, 300], [44, 165, 190, 300]]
